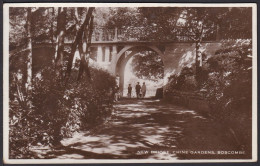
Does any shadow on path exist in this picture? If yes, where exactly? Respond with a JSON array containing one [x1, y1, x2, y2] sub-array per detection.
[[42, 99, 251, 159]]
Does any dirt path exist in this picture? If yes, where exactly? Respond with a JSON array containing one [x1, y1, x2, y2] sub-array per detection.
[[42, 99, 250, 160]]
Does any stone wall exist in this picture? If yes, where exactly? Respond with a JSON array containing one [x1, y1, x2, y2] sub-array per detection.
[[165, 90, 210, 113]]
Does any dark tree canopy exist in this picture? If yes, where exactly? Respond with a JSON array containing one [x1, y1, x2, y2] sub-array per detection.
[[10, 7, 252, 81], [103, 7, 252, 80]]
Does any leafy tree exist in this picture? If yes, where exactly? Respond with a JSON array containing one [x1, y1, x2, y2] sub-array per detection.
[[55, 7, 67, 76], [9, 8, 27, 50], [65, 7, 95, 82], [9, 7, 117, 159], [131, 7, 252, 80], [105, 7, 140, 29], [218, 7, 252, 39], [131, 51, 164, 81], [137, 7, 182, 41]]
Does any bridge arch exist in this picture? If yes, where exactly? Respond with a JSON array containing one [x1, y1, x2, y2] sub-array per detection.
[[111, 44, 164, 75], [113, 45, 164, 96]]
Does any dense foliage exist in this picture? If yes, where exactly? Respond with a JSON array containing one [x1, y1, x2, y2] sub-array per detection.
[[166, 66, 197, 92], [9, 65, 116, 158], [9, 7, 117, 159], [166, 39, 252, 103], [165, 39, 252, 148], [103, 7, 252, 80]]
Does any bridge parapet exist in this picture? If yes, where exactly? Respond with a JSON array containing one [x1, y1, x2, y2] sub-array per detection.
[[92, 26, 218, 42], [65, 26, 219, 43]]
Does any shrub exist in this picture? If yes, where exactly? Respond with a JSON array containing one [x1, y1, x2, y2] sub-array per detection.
[[165, 66, 197, 93], [205, 40, 252, 148], [165, 39, 252, 148], [9, 65, 116, 158]]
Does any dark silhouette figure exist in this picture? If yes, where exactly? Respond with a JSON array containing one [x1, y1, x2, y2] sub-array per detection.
[[141, 82, 146, 98], [128, 84, 132, 98], [135, 82, 141, 98]]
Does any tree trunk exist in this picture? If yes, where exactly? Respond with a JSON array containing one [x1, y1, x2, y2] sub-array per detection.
[[195, 41, 200, 70], [195, 25, 204, 74], [26, 7, 32, 92], [77, 45, 86, 81], [50, 7, 56, 65], [55, 7, 67, 77], [77, 15, 94, 81], [65, 7, 95, 81]]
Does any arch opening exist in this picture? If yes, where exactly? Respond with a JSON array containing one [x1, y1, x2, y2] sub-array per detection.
[[115, 45, 164, 98]]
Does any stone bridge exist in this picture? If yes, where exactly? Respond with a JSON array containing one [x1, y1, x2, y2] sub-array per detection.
[[69, 27, 221, 95], [11, 27, 222, 95]]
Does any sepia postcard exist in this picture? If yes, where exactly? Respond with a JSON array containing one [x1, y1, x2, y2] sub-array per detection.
[[3, 3, 257, 164]]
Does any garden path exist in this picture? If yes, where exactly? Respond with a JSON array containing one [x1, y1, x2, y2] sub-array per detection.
[[42, 99, 247, 160]]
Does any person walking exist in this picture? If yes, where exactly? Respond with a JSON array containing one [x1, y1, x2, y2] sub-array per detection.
[[127, 84, 132, 98], [141, 82, 146, 98], [135, 82, 141, 99]]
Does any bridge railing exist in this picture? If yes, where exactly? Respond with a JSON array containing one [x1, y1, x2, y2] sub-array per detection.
[[30, 24, 252, 45], [64, 26, 219, 43], [90, 26, 218, 42]]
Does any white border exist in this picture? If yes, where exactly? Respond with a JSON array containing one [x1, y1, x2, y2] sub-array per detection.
[[3, 4, 10, 165], [251, 2, 258, 163], [3, 3, 258, 164], [2, 3, 258, 7]]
